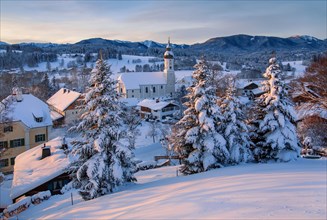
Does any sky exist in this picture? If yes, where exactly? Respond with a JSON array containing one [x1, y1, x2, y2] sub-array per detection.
[[0, 0, 326, 44]]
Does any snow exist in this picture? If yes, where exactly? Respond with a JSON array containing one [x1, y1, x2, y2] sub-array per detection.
[[0, 176, 13, 208], [119, 98, 139, 107], [109, 55, 164, 74], [50, 110, 64, 121], [10, 137, 73, 199], [16, 159, 327, 219], [282, 61, 307, 77], [251, 87, 264, 95], [118, 72, 166, 90], [47, 88, 81, 112], [296, 103, 327, 120], [4, 196, 30, 213], [1, 94, 52, 128], [137, 99, 176, 111]]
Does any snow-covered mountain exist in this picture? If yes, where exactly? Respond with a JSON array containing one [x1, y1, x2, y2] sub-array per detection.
[[2, 34, 324, 53], [190, 34, 326, 53]]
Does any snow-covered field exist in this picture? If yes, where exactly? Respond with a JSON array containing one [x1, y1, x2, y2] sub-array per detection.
[[282, 60, 307, 77], [12, 158, 327, 219]]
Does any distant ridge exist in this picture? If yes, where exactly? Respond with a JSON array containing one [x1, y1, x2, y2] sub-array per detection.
[[2, 34, 326, 54]]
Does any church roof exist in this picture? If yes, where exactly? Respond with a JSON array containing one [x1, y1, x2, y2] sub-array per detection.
[[118, 72, 167, 90], [164, 50, 174, 59], [164, 38, 174, 59]]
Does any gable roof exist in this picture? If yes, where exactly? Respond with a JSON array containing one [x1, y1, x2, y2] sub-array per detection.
[[1, 94, 52, 128], [10, 137, 73, 200], [118, 72, 167, 90], [137, 99, 178, 111], [47, 88, 81, 112]]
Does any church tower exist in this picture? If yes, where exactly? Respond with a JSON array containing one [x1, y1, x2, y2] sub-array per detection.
[[164, 38, 176, 96]]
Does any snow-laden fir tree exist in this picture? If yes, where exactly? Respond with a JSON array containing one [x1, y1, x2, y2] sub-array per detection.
[[68, 57, 136, 200], [172, 58, 229, 175], [252, 57, 300, 162], [220, 78, 253, 164]]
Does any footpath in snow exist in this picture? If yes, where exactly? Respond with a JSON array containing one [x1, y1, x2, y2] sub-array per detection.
[[16, 158, 326, 219]]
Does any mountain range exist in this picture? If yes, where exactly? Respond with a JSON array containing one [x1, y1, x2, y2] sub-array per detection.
[[1, 34, 326, 54]]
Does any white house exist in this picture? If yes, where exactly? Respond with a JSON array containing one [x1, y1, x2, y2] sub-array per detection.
[[137, 99, 179, 121], [117, 39, 176, 99], [47, 88, 82, 126]]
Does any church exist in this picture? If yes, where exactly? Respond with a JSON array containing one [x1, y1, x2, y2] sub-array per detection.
[[117, 39, 176, 99]]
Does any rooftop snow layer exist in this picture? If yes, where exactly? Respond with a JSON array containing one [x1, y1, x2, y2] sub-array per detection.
[[10, 137, 72, 199], [119, 98, 140, 107], [50, 110, 64, 121], [118, 72, 167, 90], [47, 88, 81, 112], [137, 99, 176, 110], [1, 94, 52, 128]]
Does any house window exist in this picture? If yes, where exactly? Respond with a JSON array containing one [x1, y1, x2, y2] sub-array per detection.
[[53, 180, 64, 190], [132, 95, 134, 98], [145, 87, 148, 93], [0, 159, 9, 168], [0, 141, 8, 149], [4, 126, 13, 133], [10, 138, 25, 148], [132, 90, 134, 93], [161, 86, 163, 89], [35, 117, 43, 123], [120, 88, 123, 93], [153, 87, 156, 93], [35, 134, 46, 143], [10, 157, 16, 165]]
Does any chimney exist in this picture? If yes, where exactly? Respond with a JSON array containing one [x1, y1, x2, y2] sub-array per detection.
[[41, 144, 51, 159], [12, 87, 23, 102], [156, 99, 160, 103]]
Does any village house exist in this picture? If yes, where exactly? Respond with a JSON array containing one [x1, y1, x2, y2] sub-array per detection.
[[0, 88, 52, 173], [10, 137, 71, 203], [47, 88, 83, 126], [117, 39, 176, 99], [137, 99, 179, 121]]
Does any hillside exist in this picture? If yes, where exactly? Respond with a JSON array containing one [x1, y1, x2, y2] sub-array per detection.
[[190, 34, 327, 53], [17, 159, 327, 219]]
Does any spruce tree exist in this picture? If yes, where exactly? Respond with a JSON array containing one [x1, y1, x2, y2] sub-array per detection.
[[252, 57, 300, 162], [221, 78, 253, 164], [172, 58, 229, 175], [69, 57, 136, 200]]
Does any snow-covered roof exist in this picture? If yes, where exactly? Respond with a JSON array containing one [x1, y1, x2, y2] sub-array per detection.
[[235, 79, 263, 89], [164, 50, 174, 58], [118, 72, 167, 90], [47, 88, 81, 112], [119, 98, 140, 107], [1, 94, 52, 128], [137, 99, 177, 111], [251, 88, 264, 95], [296, 104, 327, 121], [50, 110, 64, 121], [11, 137, 73, 199]]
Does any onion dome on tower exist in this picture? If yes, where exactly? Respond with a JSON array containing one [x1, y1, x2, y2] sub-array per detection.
[[164, 37, 174, 59]]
